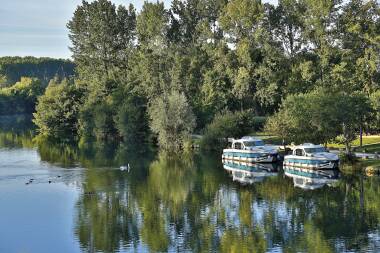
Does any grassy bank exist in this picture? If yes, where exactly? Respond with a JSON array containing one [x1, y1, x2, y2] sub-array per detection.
[[327, 135, 380, 153]]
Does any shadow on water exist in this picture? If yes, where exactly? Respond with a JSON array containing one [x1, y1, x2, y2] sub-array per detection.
[[1, 116, 380, 252]]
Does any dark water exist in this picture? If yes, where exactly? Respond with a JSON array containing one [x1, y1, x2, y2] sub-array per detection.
[[0, 117, 380, 253]]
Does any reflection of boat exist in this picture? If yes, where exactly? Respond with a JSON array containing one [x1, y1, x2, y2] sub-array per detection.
[[284, 143, 339, 169], [222, 137, 278, 163], [223, 160, 278, 185], [284, 165, 340, 190]]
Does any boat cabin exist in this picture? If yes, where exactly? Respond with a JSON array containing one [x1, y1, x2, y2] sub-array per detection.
[[231, 138, 265, 150], [292, 143, 327, 156]]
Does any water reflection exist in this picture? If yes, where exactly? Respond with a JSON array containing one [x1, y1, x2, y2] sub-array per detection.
[[1, 118, 380, 252], [284, 165, 340, 190], [223, 160, 278, 185]]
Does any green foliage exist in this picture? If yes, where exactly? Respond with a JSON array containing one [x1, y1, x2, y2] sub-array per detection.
[[67, 0, 136, 79], [136, 1, 168, 46], [201, 110, 264, 150], [33, 79, 84, 138], [114, 95, 149, 143], [334, 93, 372, 152], [370, 90, 380, 130], [0, 56, 75, 87], [92, 101, 116, 141], [0, 77, 44, 115], [148, 91, 196, 151], [265, 88, 371, 152]]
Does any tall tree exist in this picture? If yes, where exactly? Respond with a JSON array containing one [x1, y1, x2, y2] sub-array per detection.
[[67, 0, 136, 80]]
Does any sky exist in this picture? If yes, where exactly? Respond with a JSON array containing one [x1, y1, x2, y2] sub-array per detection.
[[0, 0, 277, 59]]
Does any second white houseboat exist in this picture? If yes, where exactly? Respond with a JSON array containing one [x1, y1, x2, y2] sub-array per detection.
[[284, 143, 339, 169], [222, 137, 279, 163]]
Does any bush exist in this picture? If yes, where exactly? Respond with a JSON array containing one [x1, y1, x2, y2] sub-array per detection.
[[148, 91, 196, 151], [200, 110, 264, 150], [0, 77, 44, 115], [33, 79, 83, 139]]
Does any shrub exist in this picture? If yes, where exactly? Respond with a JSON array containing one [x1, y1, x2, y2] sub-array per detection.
[[33, 79, 83, 139], [148, 91, 196, 151], [200, 110, 263, 150]]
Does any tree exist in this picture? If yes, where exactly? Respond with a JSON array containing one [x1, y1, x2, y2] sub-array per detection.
[[265, 88, 371, 153], [114, 93, 149, 143], [67, 0, 136, 79], [137, 1, 169, 49], [33, 79, 84, 138], [148, 90, 196, 151], [219, 0, 264, 42], [0, 77, 44, 115], [200, 110, 264, 150], [170, 0, 227, 45], [267, 0, 306, 57], [334, 92, 372, 153], [370, 90, 380, 131], [0, 56, 75, 87]]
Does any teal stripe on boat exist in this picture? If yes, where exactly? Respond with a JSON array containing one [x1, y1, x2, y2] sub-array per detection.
[[285, 158, 330, 165], [223, 152, 271, 158]]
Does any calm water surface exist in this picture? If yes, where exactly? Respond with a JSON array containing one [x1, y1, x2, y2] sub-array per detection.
[[0, 117, 380, 253]]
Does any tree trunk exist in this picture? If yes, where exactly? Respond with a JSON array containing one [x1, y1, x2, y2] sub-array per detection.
[[343, 123, 351, 155], [359, 175, 364, 217], [345, 141, 350, 155], [360, 125, 363, 147]]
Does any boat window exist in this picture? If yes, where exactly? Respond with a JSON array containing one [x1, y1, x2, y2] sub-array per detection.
[[295, 149, 304, 156], [304, 147, 326, 153], [243, 140, 264, 147], [234, 142, 242, 149]]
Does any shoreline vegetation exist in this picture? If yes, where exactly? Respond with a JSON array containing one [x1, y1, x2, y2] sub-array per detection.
[[1, 0, 380, 156]]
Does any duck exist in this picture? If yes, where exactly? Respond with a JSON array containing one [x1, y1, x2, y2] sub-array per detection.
[[120, 164, 130, 172]]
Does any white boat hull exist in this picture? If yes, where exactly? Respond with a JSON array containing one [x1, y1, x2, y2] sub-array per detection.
[[284, 156, 339, 169]]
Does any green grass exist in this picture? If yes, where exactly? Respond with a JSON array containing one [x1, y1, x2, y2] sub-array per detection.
[[354, 143, 380, 153], [327, 135, 380, 149]]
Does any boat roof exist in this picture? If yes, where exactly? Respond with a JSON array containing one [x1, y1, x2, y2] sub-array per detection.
[[235, 136, 263, 142], [293, 143, 324, 149]]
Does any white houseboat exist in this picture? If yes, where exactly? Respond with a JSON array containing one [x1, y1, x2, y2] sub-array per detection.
[[222, 137, 279, 163], [284, 143, 339, 169]]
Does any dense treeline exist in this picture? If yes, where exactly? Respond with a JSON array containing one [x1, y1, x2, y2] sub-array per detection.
[[0, 57, 75, 115], [0, 57, 75, 87], [33, 0, 380, 151], [0, 77, 44, 115]]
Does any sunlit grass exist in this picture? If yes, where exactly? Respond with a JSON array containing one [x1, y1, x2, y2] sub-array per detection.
[[328, 135, 380, 151]]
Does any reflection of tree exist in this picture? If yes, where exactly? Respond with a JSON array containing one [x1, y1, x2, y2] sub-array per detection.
[[239, 189, 254, 227], [9, 129, 379, 253], [220, 229, 267, 253], [0, 115, 35, 148], [133, 151, 196, 252], [0, 130, 34, 149], [285, 222, 334, 253], [74, 169, 140, 253], [35, 135, 80, 167], [148, 152, 196, 216], [73, 143, 155, 253]]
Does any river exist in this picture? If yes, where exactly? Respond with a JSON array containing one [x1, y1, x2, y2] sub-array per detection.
[[0, 116, 379, 253]]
